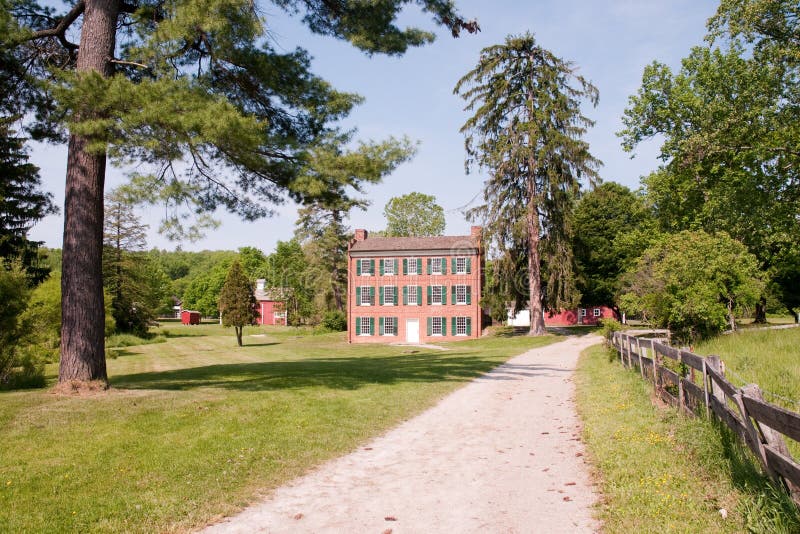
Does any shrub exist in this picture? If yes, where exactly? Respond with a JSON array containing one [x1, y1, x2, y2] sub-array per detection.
[[321, 310, 347, 331], [598, 317, 623, 344]]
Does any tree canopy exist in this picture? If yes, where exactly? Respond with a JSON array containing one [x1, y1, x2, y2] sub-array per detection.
[[455, 33, 600, 334], [383, 192, 446, 237]]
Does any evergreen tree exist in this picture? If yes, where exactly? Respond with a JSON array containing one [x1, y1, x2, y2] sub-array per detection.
[[294, 136, 415, 314], [218, 260, 257, 346], [455, 33, 601, 335], [103, 191, 168, 335], [6, 0, 477, 385], [383, 192, 445, 237], [0, 123, 57, 283]]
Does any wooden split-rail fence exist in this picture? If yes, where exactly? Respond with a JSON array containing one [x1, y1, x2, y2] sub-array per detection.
[[611, 331, 800, 504]]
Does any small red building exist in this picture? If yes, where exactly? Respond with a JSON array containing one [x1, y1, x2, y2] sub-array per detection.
[[545, 305, 619, 326], [180, 310, 201, 325], [254, 279, 287, 326]]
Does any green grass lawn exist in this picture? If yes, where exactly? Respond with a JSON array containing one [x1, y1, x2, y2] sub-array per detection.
[[1, 325, 558, 533], [576, 345, 800, 533]]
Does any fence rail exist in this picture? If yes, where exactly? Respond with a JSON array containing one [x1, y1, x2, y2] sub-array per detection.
[[612, 331, 800, 504]]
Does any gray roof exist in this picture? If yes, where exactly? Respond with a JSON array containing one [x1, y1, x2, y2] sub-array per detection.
[[255, 288, 288, 301], [350, 235, 479, 253]]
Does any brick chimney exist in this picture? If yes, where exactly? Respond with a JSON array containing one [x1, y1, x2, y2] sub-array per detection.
[[354, 229, 368, 241], [470, 226, 482, 240]]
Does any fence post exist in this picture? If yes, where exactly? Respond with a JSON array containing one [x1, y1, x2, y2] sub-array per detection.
[[636, 337, 644, 379], [740, 384, 800, 501], [706, 355, 725, 404], [678, 351, 685, 414], [736, 384, 779, 481], [702, 358, 710, 418]]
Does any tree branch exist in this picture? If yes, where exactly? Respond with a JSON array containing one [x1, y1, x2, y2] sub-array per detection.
[[27, 0, 85, 51], [110, 58, 149, 69]]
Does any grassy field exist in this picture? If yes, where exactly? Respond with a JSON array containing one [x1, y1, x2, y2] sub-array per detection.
[[576, 344, 800, 533], [1, 324, 558, 533], [694, 327, 800, 409]]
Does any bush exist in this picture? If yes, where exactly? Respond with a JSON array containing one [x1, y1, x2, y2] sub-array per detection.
[[598, 317, 623, 344], [321, 310, 347, 331]]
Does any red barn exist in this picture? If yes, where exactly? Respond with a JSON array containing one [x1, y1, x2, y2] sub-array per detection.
[[254, 280, 287, 326], [545, 306, 619, 326], [180, 310, 201, 325]]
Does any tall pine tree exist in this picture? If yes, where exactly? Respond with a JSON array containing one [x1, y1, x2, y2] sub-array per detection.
[[218, 260, 257, 346], [455, 33, 600, 335], [6, 0, 477, 385]]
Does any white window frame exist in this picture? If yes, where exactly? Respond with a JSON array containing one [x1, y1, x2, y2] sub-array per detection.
[[431, 317, 444, 336], [407, 285, 418, 305], [383, 259, 395, 276], [456, 257, 467, 274], [456, 316, 467, 336], [384, 285, 396, 306], [431, 257, 443, 275], [360, 286, 372, 306], [593, 308, 601, 317], [360, 258, 373, 276], [360, 317, 371, 336], [432, 285, 444, 305], [383, 317, 397, 336], [579, 308, 587, 317], [408, 257, 418, 275], [456, 284, 467, 305]]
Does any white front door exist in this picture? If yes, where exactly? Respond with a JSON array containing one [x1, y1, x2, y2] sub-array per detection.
[[406, 319, 420, 344]]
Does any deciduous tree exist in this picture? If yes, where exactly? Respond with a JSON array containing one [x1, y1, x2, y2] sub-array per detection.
[[620, 231, 763, 341], [383, 192, 445, 237], [455, 33, 600, 335]]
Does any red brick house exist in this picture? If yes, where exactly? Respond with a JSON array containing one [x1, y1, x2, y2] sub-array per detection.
[[347, 227, 484, 343], [254, 279, 287, 326]]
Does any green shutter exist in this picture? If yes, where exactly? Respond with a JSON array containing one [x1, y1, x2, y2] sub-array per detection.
[[355, 317, 361, 335], [466, 317, 472, 336], [427, 317, 432, 336], [451, 285, 456, 305], [356, 286, 361, 306], [368, 317, 374, 336], [427, 285, 432, 305], [466, 258, 472, 274], [393, 286, 398, 305], [441, 317, 446, 333], [403, 286, 408, 305], [427, 258, 432, 275], [417, 286, 422, 306], [370, 259, 375, 275], [379, 286, 384, 305], [379, 259, 384, 276], [369, 286, 375, 304], [357, 260, 362, 276], [466, 286, 472, 305], [403, 258, 408, 275], [451, 316, 457, 336], [417, 258, 422, 274], [452, 257, 457, 273], [441, 257, 447, 274], [379, 317, 384, 335]]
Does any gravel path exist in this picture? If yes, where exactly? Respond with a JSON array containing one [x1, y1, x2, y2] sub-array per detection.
[[202, 335, 603, 533]]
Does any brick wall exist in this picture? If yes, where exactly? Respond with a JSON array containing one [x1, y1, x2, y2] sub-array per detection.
[[347, 253, 482, 343]]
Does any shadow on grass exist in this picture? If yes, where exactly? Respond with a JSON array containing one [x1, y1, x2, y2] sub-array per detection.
[[110, 351, 550, 392], [712, 418, 800, 530]]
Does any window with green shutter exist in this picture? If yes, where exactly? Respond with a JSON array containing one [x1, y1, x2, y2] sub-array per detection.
[[355, 316, 361, 335], [379, 286, 384, 305], [369, 286, 375, 305], [402, 286, 408, 305], [451, 285, 457, 305], [356, 286, 361, 306], [466, 286, 471, 305], [466, 317, 472, 336], [451, 316, 457, 336], [466, 257, 472, 274], [369, 317, 375, 336], [416, 258, 422, 274], [427, 285, 432, 305], [402, 258, 408, 275], [417, 286, 422, 305], [427, 317, 432, 336], [379, 259, 384, 276], [440, 257, 447, 274]]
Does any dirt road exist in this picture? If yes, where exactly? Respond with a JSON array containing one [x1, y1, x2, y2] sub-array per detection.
[[202, 334, 603, 533]]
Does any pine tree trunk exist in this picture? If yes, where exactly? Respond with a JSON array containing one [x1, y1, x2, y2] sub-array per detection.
[[527, 176, 547, 336], [58, 0, 119, 385]]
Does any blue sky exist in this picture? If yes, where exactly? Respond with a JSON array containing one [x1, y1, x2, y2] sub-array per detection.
[[27, 0, 719, 253]]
